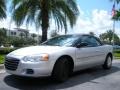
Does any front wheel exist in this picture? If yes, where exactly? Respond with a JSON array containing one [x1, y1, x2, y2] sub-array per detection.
[[103, 55, 112, 69], [52, 58, 70, 82]]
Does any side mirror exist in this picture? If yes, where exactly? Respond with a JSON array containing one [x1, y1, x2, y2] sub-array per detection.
[[76, 42, 88, 48]]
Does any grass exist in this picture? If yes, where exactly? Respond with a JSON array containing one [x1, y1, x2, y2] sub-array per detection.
[[114, 53, 120, 59], [0, 54, 5, 64], [113, 49, 120, 59]]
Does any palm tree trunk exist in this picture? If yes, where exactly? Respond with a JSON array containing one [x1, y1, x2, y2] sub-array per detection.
[[41, 1, 49, 42], [41, 28, 48, 42]]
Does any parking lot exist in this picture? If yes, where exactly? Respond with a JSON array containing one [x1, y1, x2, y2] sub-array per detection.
[[0, 60, 120, 90]]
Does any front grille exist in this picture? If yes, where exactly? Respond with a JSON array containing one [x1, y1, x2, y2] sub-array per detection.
[[5, 57, 20, 71]]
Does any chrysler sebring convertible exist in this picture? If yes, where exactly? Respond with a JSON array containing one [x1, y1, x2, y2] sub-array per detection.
[[5, 34, 113, 82]]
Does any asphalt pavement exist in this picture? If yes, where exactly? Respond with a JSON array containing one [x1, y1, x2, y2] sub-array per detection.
[[0, 60, 120, 90]]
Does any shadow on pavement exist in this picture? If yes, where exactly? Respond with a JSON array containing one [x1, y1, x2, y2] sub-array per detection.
[[4, 63, 120, 90]]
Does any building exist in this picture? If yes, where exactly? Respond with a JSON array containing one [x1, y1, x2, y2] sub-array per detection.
[[6, 28, 40, 41]]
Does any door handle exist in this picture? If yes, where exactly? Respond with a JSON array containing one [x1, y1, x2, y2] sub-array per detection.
[[96, 50, 100, 52]]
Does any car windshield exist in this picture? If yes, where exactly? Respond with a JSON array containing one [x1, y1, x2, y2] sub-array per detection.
[[41, 35, 80, 46]]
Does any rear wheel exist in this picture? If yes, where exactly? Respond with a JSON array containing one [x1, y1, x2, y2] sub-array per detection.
[[52, 58, 70, 82], [103, 55, 112, 69]]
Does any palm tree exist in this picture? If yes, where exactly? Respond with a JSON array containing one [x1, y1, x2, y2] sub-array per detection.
[[110, 0, 120, 3], [0, 0, 6, 19], [11, 0, 79, 42]]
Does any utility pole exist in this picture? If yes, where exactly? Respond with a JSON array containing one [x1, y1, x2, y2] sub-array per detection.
[[112, 1, 116, 46], [112, 20, 115, 46]]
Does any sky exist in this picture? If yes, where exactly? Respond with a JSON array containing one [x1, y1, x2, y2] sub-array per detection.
[[0, 0, 120, 36]]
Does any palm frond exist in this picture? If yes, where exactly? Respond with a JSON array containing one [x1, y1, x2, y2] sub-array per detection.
[[0, 0, 6, 19], [110, 0, 120, 4]]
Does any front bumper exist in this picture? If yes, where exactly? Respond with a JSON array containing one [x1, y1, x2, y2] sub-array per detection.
[[5, 59, 53, 77]]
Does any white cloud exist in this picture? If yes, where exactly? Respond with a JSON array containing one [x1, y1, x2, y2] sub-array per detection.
[[68, 9, 115, 36]]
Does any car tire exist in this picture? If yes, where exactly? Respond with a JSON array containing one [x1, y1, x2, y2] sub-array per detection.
[[52, 57, 70, 82], [103, 55, 112, 69]]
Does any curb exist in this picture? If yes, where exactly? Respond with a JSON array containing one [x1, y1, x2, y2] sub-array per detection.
[[0, 64, 4, 69]]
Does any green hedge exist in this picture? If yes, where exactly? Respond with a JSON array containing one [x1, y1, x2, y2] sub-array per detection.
[[0, 54, 5, 64], [0, 48, 16, 54], [114, 50, 120, 53]]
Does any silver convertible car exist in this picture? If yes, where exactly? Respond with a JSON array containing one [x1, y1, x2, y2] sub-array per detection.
[[5, 34, 113, 82]]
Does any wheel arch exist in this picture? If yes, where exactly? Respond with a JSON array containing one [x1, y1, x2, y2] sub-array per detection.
[[103, 52, 113, 69], [52, 55, 74, 74], [106, 52, 113, 60]]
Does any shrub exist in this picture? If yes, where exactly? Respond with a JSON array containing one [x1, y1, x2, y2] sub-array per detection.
[[0, 48, 16, 54], [113, 49, 120, 53], [10, 37, 37, 47], [0, 55, 5, 64]]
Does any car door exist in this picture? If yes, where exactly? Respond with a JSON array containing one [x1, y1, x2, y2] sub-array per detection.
[[75, 36, 104, 71], [87, 37, 106, 64]]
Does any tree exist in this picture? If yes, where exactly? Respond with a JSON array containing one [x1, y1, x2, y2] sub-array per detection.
[[0, 28, 7, 45], [19, 33, 25, 39], [0, 28, 6, 37], [110, 0, 120, 20], [0, 0, 6, 19], [112, 9, 120, 21], [99, 30, 120, 44], [110, 0, 120, 4], [24, 31, 29, 39], [10, 37, 37, 47], [11, 0, 79, 42], [31, 33, 37, 40]]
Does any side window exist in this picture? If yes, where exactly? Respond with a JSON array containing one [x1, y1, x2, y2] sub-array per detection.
[[75, 36, 101, 47], [88, 37, 101, 47], [76, 36, 89, 45], [81, 36, 101, 47], [82, 36, 91, 46]]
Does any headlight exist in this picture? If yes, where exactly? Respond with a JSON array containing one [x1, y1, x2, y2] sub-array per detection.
[[22, 54, 49, 62]]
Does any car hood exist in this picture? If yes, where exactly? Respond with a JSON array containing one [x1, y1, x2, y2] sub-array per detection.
[[7, 46, 67, 58]]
